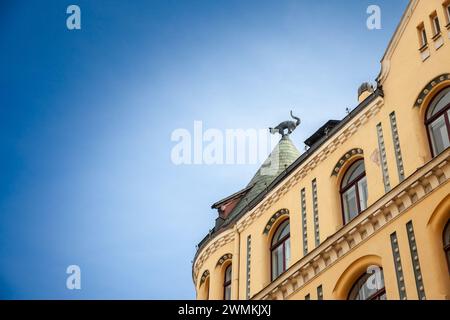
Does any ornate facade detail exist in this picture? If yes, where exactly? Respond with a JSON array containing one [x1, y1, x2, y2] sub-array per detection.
[[414, 74, 450, 108], [263, 209, 289, 235], [312, 179, 320, 246], [193, 98, 384, 280], [390, 232, 407, 300], [376, 123, 391, 192], [252, 150, 450, 300], [235, 98, 384, 234], [301, 188, 308, 255], [246, 235, 252, 300], [216, 253, 232, 267], [331, 148, 364, 177], [389, 112, 405, 182], [193, 228, 235, 285], [199, 270, 210, 287], [406, 221, 426, 300]]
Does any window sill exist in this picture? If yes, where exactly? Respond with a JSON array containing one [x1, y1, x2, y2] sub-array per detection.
[[418, 43, 429, 52], [432, 32, 442, 41], [446, 23, 450, 30]]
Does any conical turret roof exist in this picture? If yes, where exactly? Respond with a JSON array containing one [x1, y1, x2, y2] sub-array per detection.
[[226, 135, 300, 221]]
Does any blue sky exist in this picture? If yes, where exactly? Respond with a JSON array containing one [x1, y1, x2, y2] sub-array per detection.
[[0, 0, 408, 299]]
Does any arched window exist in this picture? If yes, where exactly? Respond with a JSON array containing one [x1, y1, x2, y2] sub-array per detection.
[[426, 87, 450, 156], [340, 159, 368, 224], [223, 264, 232, 300], [348, 268, 386, 300], [202, 277, 210, 300], [444, 220, 450, 273], [271, 219, 290, 280]]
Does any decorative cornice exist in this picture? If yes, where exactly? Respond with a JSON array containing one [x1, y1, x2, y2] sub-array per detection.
[[331, 148, 364, 177], [193, 228, 235, 285], [263, 209, 289, 235], [192, 97, 384, 282], [216, 253, 233, 267], [414, 74, 450, 108], [252, 149, 450, 300]]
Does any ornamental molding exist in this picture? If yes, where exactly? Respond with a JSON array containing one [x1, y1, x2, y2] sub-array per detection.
[[193, 228, 235, 285], [252, 149, 450, 300], [199, 270, 210, 287], [263, 209, 289, 235], [413, 74, 450, 108], [331, 148, 364, 177], [192, 97, 384, 281], [216, 253, 233, 267]]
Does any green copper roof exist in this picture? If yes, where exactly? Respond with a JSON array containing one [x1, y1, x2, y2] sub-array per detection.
[[226, 135, 300, 221]]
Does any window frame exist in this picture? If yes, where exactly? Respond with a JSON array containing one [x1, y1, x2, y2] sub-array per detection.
[[431, 13, 441, 37], [425, 90, 450, 157], [445, 3, 450, 26], [417, 24, 428, 48], [223, 264, 232, 300], [340, 159, 368, 225], [270, 220, 290, 281], [347, 271, 386, 300], [444, 221, 450, 274]]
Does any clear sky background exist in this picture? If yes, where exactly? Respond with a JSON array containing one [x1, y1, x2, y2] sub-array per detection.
[[0, 0, 409, 299]]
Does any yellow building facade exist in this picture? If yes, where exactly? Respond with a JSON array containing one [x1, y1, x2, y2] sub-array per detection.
[[193, 0, 450, 300]]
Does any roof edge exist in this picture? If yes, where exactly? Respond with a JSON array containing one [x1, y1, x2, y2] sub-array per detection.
[[193, 88, 385, 268]]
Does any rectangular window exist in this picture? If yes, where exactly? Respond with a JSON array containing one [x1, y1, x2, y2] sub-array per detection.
[[417, 24, 427, 47], [431, 13, 441, 36], [445, 1, 450, 25], [447, 5, 450, 23]]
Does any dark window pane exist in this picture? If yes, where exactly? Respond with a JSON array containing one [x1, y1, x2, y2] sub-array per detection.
[[342, 160, 365, 187], [225, 265, 232, 282], [429, 115, 450, 155], [348, 269, 385, 300], [427, 88, 450, 118]]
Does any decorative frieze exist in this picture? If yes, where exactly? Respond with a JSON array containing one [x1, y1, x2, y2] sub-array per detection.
[[414, 74, 450, 108], [390, 232, 407, 300], [389, 112, 405, 182], [376, 123, 391, 192], [301, 188, 308, 255], [406, 221, 426, 300], [263, 209, 289, 235], [216, 253, 232, 267], [312, 179, 320, 246], [331, 148, 364, 176]]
